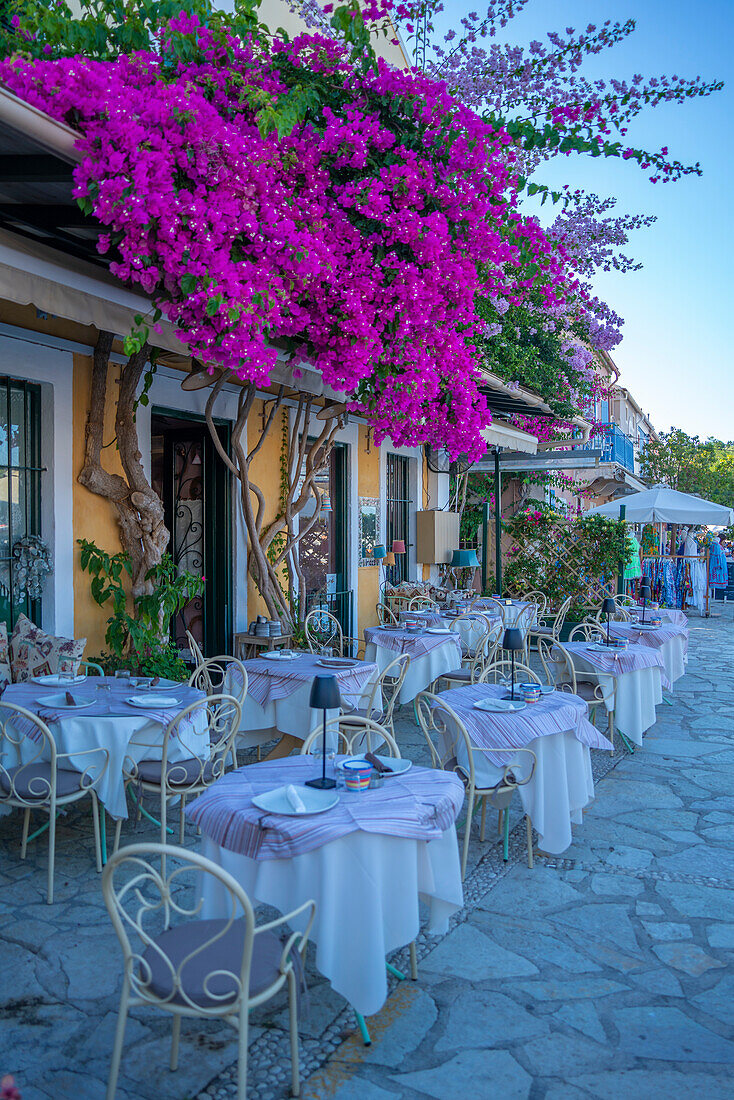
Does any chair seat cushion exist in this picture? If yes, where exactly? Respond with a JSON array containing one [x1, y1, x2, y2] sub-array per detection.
[[443, 668, 471, 681], [135, 757, 215, 788], [530, 624, 554, 637], [0, 763, 86, 801], [557, 681, 601, 703], [140, 918, 284, 1009]]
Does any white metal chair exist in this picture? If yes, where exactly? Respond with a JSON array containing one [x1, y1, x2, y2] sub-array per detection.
[[185, 628, 206, 667], [188, 655, 248, 767], [304, 608, 344, 656], [527, 594, 573, 649], [114, 694, 242, 850], [0, 702, 108, 903], [478, 657, 542, 688], [375, 601, 399, 626], [563, 625, 616, 744], [440, 614, 501, 689], [102, 843, 315, 1100], [536, 637, 607, 730], [80, 659, 105, 676], [519, 590, 548, 619], [568, 620, 607, 643], [300, 715, 401, 758], [342, 653, 410, 737], [415, 692, 536, 878], [408, 595, 437, 612]]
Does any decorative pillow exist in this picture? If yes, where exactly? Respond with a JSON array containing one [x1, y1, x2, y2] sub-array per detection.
[[0, 621, 11, 693], [10, 614, 86, 683]]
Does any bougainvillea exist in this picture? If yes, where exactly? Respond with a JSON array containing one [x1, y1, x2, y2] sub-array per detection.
[[0, 2, 591, 460]]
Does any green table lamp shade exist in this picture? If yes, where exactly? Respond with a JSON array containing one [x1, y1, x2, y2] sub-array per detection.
[[451, 549, 480, 568]]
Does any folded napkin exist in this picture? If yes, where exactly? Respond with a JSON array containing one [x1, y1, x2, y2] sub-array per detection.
[[151, 676, 160, 687], [365, 752, 393, 774], [285, 784, 306, 813], [65, 691, 77, 706]]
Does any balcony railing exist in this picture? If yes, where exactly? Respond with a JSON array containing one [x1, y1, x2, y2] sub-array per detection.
[[580, 424, 635, 472]]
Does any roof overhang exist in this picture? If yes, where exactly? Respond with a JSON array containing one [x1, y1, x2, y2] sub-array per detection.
[[480, 421, 538, 454]]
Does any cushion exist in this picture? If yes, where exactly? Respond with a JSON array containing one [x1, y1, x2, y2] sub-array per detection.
[[135, 757, 215, 788], [530, 624, 553, 637], [443, 668, 472, 681], [0, 621, 10, 693], [10, 614, 86, 683], [557, 681, 602, 703], [140, 919, 284, 1008], [0, 763, 86, 801]]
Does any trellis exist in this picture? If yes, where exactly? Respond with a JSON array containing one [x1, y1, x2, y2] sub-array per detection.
[[503, 513, 624, 610]]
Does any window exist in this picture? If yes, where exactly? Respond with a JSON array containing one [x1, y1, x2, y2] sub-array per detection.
[[386, 453, 411, 583], [0, 377, 42, 628]]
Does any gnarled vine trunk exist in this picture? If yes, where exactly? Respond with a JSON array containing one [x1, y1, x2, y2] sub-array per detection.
[[78, 330, 169, 597], [205, 375, 344, 630]]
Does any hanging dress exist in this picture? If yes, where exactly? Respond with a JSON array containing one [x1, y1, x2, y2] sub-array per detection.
[[623, 533, 642, 580], [709, 539, 728, 588]]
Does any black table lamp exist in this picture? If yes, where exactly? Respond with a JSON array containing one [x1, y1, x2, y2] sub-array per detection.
[[306, 675, 340, 789], [601, 597, 616, 645], [502, 627, 524, 700], [639, 582, 651, 624]]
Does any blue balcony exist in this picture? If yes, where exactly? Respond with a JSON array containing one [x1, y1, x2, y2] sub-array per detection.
[[581, 425, 635, 472]]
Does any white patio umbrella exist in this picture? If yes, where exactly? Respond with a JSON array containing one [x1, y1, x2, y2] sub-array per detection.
[[585, 484, 734, 526]]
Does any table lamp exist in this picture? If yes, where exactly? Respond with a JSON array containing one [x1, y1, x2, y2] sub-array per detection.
[[601, 597, 616, 646], [639, 581, 651, 625], [306, 675, 340, 789], [502, 626, 524, 700], [451, 548, 480, 592], [392, 540, 406, 555]]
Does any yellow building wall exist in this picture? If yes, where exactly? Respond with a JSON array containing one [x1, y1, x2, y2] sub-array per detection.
[[72, 352, 126, 655], [246, 401, 288, 623], [357, 425, 380, 632]]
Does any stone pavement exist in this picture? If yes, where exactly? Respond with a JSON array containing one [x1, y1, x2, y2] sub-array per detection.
[[1, 607, 733, 1099]]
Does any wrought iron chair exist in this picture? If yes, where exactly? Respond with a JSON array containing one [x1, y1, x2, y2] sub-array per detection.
[[415, 692, 536, 878], [536, 637, 607, 730], [407, 595, 437, 612], [102, 843, 315, 1100], [526, 593, 573, 650], [375, 601, 399, 626], [113, 694, 241, 850], [564, 624, 617, 744], [0, 702, 108, 903], [188, 655, 248, 768], [478, 657, 542, 689], [439, 614, 502, 689], [185, 629, 206, 667], [342, 653, 410, 738], [300, 715, 401, 758]]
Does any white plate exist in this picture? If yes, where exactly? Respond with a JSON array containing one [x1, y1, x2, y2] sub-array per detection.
[[145, 678, 181, 690], [339, 754, 412, 777], [37, 693, 94, 710], [539, 684, 555, 695], [261, 651, 298, 661], [473, 697, 527, 713], [425, 627, 453, 635], [631, 623, 660, 630], [317, 658, 359, 668], [32, 674, 86, 686], [126, 695, 180, 708], [252, 785, 339, 816]]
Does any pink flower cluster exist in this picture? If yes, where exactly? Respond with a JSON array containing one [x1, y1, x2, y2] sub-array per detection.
[[0, 13, 577, 459]]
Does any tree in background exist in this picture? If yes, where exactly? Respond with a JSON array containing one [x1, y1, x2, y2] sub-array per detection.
[[640, 428, 734, 508]]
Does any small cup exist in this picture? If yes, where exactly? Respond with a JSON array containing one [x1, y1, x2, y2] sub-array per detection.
[[115, 669, 131, 681], [519, 682, 541, 704], [342, 761, 373, 792], [58, 659, 75, 683], [135, 676, 152, 690]]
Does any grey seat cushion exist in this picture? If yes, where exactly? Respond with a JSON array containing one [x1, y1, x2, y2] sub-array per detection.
[[0, 763, 85, 801], [530, 624, 553, 636], [140, 918, 284, 1008], [135, 757, 215, 788], [557, 681, 601, 703], [443, 668, 471, 681]]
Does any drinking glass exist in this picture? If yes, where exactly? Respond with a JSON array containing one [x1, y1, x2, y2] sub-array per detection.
[[58, 659, 75, 684]]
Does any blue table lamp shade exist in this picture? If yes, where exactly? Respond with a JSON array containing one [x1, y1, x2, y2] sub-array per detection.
[[373, 544, 386, 560], [451, 548, 480, 568]]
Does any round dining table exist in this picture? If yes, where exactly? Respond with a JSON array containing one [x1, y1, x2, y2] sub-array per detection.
[[562, 641, 667, 747], [364, 626, 461, 703], [608, 621, 688, 686]]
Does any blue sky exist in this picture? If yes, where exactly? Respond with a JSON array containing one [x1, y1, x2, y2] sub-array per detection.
[[429, 1, 733, 440]]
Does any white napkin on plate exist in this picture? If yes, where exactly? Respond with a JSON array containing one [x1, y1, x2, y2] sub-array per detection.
[[285, 784, 306, 813]]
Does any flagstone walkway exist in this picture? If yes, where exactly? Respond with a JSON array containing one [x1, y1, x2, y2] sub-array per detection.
[[1, 606, 733, 1099]]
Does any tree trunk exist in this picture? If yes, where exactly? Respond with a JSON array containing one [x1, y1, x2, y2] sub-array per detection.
[[78, 331, 169, 597]]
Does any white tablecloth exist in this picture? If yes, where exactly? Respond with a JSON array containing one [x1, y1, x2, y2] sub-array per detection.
[[399, 611, 496, 652], [3, 680, 207, 819], [364, 633, 460, 703], [232, 657, 379, 747], [436, 685, 603, 854], [200, 826, 463, 1016], [610, 624, 687, 686], [562, 649, 662, 747]]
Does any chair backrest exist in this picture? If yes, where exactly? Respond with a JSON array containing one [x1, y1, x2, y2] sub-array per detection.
[[188, 655, 248, 710], [514, 603, 537, 639], [0, 702, 108, 805], [80, 659, 104, 677], [102, 842, 257, 1015], [551, 594, 574, 634], [127, 694, 241, 792], [300, 714, 401, 757], [185, 629, 206, 667], [375, 602, 398, 626], [449, 613, 497, 681], [521, 590, 548, 618], [414, 691, 536, 793], [568, 620, 606, 643], [536, 638, 577, 692], [361, 653, 410, 727], [408, 595, 437, 612], [478, 658, 541, 686], [304, 609, 344, 657]]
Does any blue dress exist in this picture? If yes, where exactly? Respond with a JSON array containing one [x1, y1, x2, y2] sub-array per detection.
[[709, 540, 728, 588]]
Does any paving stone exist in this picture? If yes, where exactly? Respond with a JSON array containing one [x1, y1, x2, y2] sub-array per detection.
[[548, 903, 643, 957], [636, 902, 665, 916], [314, 1078, 399, 1100], [575, 1069, 734, 1100], [652, 942, 726, 976], [641, 921, 693, 941], [339, 987, 437, 1069], [610, 1005, 734, 1063], [629, 968, 684, 998], [520, 1030, 611, 1077], [705, 922, 734, 948], [476, 866, 582, 916], [656, 882, 734, 921], [515, 978, 628, 1002], [691, 974, 734, 1025], [434, 990, 548, 1051], [589, 873, 643, 897], [391, 1050, 531, 1099], [421, 923, 539, 981], [1, 941, 47, 1004], [555, 1001, 607, 1043], [470, 912, 602, 975]]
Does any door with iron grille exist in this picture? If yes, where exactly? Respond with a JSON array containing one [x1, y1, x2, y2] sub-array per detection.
[[298, 442, 352, 636], [386, 453, 411, 583], [0, 377, 42, 628]]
